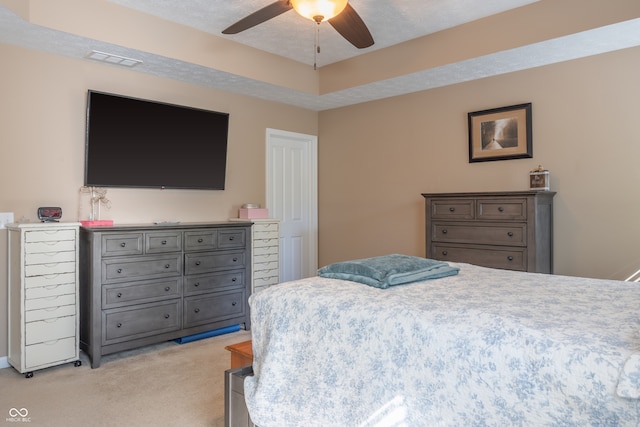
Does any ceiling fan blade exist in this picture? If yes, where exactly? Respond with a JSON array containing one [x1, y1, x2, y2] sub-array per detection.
[[222, 1, 293, 35], [328, 4, 374, 49]]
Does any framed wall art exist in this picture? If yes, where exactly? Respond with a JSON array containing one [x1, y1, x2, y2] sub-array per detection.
[[468, 103, 532, 162]]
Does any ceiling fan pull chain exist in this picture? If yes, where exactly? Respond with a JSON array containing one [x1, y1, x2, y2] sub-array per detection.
[[314, 22, 320, 70]]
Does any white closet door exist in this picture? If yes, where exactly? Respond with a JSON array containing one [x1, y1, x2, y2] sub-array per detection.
[[266, 128, 318, 281]]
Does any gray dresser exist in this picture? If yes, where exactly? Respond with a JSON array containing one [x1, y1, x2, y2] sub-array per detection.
[[423, 191, 555, 273], [79, 222, 252, 368]]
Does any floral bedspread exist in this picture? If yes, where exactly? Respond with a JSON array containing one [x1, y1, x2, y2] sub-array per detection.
[[244, 263, 640, 426]]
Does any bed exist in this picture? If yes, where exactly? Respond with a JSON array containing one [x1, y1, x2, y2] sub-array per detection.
[[244, 255, 640, 426]]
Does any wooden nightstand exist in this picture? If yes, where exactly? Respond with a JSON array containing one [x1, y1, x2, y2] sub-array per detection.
[[225, 340, 253, 368]]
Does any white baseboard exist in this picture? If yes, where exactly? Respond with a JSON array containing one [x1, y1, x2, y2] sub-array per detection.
[[0, 356, 10, 369]]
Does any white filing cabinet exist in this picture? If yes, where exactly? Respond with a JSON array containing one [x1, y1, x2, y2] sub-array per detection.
[[233, 219, 280, 294], [252, 219, 280, 293], [7, 222, 81, 377]]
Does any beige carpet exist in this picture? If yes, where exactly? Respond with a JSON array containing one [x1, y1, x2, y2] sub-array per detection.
[[0, 329, 251, 427]]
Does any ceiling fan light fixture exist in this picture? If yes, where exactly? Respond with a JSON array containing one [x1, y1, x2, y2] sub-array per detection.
[[290, 0, 348, 22]]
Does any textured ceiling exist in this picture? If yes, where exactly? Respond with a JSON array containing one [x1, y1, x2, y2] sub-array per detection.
[[106, 0, 537, 66], [0, 1, 639, 111]]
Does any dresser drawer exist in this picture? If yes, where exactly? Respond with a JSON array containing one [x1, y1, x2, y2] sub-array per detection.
[[25, 229, 76, 243], [253, 222, 279, 232], [145, 231, 182, 253], [254, 230, 279, 240], [103, 301, 181, 344], [26, 239, 75, 254], [254, 238, 279, 249], [102, 233, 143, 257], [26, 250, 75, 265], [253, 284, 271, 294], [254, 267, 279, 280], [184, 271, 245, 295], [25, 261, 75, 277], [26, 304, 76, 322], [477, 198, 527, 221], [430, 199, 475, 220], [26, 315, 76, 345], [25, 272, 76, 289], [184, 230, 217, 251], [185, 250, 245, 275], [103, 278, 182, 308], [184, 290, 245, 328], [255, 261, 279, 272], [26, 282, 75, 300], [432, 243, 527, 271], [26, 293, 76, 311], [218, 229, 246, 249], [431, 223, 526, 246], [102, 255, 182, 283], [254, 252, 278, 263], [255, 276, 279, 288], [25, 336, 76, 368]]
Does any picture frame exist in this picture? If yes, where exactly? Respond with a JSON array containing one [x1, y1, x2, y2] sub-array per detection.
[[468, 103, 532, 163]]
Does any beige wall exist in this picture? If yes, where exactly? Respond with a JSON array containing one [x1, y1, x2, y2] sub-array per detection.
[[318, 46, 640, 282], [0, 42, 318, 359], [2, 41, 640, 361]]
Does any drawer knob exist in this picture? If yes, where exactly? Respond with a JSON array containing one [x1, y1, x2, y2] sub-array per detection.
[[507, 232, 514, 237], [161, 240, 167, 245], [117, 268, 123, 274], [449, 207, 455, 212], [441, 251, 448, 256], [232, 301, 237, 306], [232, 277, 237, 282], [498, 207, 504, 212], [194, 308, 200, 313], [117, 292, 122, 298], [164, 287, 171, 292], [197, 238, 203, 243], [229, 236, 235, 241], [194, 282, 200, 287], [232, 257, 238, 262], [441, 229, 448, 234], [195, 261, 201, 266], [117, 322, 122, 328], [164, 314, 170, 319], [507, 256, 514, 261], [120, 242, 126, 247], [164, 264, 170, 269]]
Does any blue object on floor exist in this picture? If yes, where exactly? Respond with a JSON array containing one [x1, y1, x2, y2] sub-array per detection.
[[174, 324, 241, 344]]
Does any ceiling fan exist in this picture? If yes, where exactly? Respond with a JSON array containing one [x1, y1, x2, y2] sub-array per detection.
[[222, 0, 374, 49]]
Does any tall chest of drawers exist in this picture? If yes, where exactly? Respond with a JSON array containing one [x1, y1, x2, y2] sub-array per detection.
[[423, 191, 556, 273], [233, 219, 280, 294], [7, 222, 81, 377], [252, 219, 280, 293], [80, 222, 252, 368]]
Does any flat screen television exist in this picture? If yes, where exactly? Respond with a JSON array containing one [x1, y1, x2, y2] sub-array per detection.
[[85, 90, 229, 190]]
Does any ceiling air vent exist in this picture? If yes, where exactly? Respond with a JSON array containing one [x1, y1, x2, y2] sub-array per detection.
[[85, 50, 142, 68]]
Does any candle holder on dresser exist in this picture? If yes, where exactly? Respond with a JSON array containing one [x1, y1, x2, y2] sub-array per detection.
[[79, 186, 113, 227]]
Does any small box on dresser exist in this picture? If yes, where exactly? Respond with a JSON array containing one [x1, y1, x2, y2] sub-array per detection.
[[422, 191, 556, 273], [7, 222, 82, 377]]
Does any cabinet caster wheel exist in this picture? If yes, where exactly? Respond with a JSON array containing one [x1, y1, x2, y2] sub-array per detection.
[[25, 372, 33, 379], [74, 360, 82, 367]]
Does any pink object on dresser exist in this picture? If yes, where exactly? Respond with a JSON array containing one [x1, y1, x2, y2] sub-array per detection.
[[80, 220, 114, 227], [238, 208, 269, 219]]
